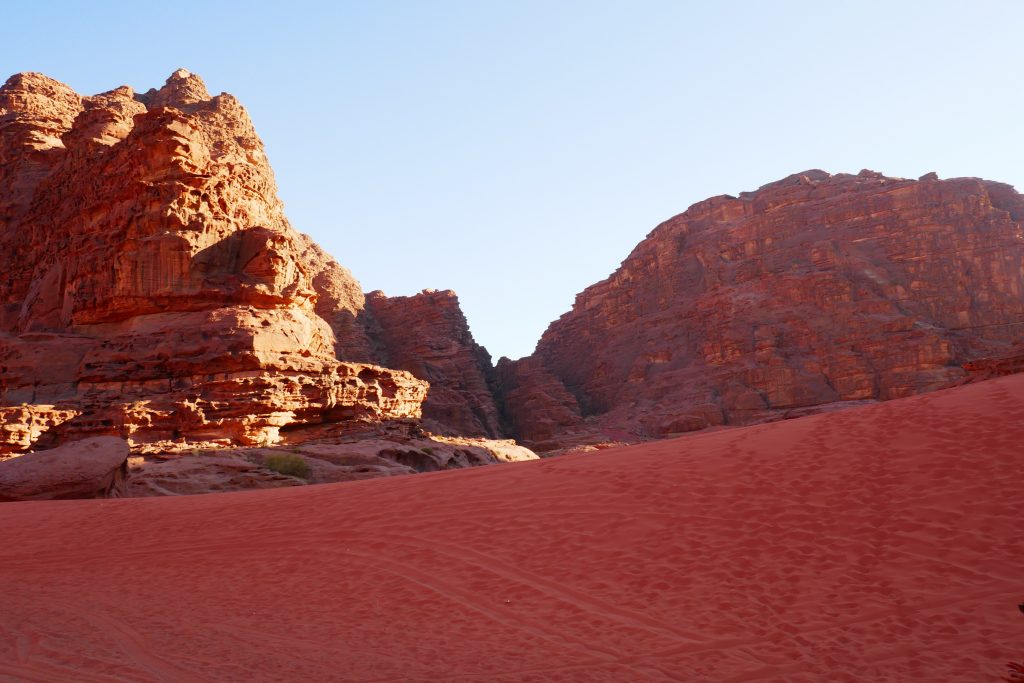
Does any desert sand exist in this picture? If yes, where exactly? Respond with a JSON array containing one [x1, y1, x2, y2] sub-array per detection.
[[1, 374, 1022, 682]]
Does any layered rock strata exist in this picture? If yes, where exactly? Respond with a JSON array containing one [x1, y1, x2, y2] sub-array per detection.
[[961, 340, 1024, 382], [501, 170, 1024, 448], [7, 69, 1023, 463], [364, 289, 503, 437], [0, 70, 430, 454]]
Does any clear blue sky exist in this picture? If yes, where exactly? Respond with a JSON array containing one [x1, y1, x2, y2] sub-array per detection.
[[4, 1, 1023, 359]]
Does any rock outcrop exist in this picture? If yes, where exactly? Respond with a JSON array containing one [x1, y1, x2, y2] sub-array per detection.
[[0, 436, 128, 500], [0, 70, 461, 455], [126, 421, 536, 496], [10, 69, 1021, 467], [961, 340, 1024, 382], [500, 170, 1024, 449], [364, 289, 503, 437], [494, 356, 587, 445], [295, 233, 376, 363]]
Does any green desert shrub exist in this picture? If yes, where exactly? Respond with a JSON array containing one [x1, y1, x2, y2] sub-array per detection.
[[263, 453, 311, 479]]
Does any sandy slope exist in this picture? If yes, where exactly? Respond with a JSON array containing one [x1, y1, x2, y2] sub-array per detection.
[[1, 376, 1022, 682]]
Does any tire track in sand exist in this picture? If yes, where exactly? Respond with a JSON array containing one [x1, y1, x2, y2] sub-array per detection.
[[375, 531, 708, 644], [89, 613, 213, 683]]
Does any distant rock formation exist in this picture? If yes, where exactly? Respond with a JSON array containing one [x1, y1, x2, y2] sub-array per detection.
[[500, 170, 1024, 449], [5, 69, 1023, 464], [0, 70, 495, 456], [364, 289, 503, 438]]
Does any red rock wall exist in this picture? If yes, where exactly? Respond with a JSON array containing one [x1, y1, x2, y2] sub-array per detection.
[[0, 71, 426, 453], [502, 170, 1024, 446], [289, 241, 507, 439], [493, 356, 585, 448], [11, 71, 1019, 456], [364, 290, 503, 438], [296, 233, 377, 363]]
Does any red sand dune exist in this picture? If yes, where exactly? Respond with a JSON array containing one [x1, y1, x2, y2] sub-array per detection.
[[1, 376, 1022, 682]]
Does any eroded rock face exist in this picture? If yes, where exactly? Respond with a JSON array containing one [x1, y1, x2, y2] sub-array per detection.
[[0, 436, 128, 501], [501, 170, 1024, 447], [364, 289, 503, 438], [961, 340, 1024, 382], [0, 405, 79, 452], [493, 356, 587, 450], [0, 70, 427, 453], [295, 233, 376, 363]]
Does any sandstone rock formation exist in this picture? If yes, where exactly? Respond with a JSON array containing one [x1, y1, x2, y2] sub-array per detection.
[[8, 68, 1022, 469], [127, 421, 536, 496], [295, 233, 376, 363], [500, 170, 1024, 449], [295, 241, 505, 438], [126, 453, 305, 496], [0, 70, 489, 456], [494, 356, 587, 445], [961, 340, 1024, 382], [0, 436, 128, 500], [365, 289, 503, 437]]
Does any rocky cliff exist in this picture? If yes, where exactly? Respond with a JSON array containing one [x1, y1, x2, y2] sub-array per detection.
[[5, 70, 1023, 464], [364, 289, 503, 438], [0, 70, 495, 456], [500, 170, 1024, 449]]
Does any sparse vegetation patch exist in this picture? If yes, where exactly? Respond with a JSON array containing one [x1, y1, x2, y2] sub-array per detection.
[[263, 453, 311, 479]]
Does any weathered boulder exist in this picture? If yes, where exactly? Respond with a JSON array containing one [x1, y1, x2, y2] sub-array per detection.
[[0, 437, 128, 501]]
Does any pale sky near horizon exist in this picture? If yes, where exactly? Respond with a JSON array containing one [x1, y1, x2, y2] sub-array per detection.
[[3, 1, 1023, 360]]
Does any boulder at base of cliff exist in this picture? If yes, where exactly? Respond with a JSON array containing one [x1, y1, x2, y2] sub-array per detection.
[[0, 437, 129, 501]]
